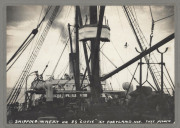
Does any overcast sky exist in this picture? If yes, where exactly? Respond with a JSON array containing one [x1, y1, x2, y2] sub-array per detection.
[[6, 6, 174, 94]]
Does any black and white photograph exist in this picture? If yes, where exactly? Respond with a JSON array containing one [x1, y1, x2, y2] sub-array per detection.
[[6, 5, 175, 124]]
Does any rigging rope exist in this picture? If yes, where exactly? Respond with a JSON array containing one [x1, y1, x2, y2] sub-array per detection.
[[28, 7, 50, 57], [51, 27, 75, 77], [7, 6, 60, 110], [164, 65, 175, 90], [6, 6, 52, 70], [51, 42, 68, 77], [100, 42, 106, 49], [125, 64, 139, 98], [38, 6, 44, 24], [42, 7, 65, 68], [7, 5, 52, 103], [57, 62, 70, 86], [7, 35, 35, 71], [111, 40, 139, 84], [149, 6, 174, 93], [154, 14, 174, 23], [103, 58, 114, 90], [51, 7, 74, 77], [101, 51, 117, 68], [149, 6, 154, 48], [7, 7, 54, 106], [122, 6, 174, 92], [86, 43, 118, 69], [116, 7, 125, 33], [50, 7, 74, 88], [147, 7, 153, 88], [57, 61, 69, 79], [132, 6, 139, 24], [29, 17, 44, 56], [146, 80, 157, 91], [55, 6, 72, 47]]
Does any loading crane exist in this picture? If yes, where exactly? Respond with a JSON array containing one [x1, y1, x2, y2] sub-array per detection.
[[122, 6, 174, 93]]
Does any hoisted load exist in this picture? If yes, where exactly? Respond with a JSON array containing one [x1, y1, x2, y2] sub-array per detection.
[[79, 24, 110, 42]]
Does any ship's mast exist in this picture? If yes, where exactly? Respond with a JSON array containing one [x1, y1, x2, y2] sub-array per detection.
[[90, 6, 98, 74], [74, 6, 106, 100], [75, 6, 80, 97], [89, 6, 100, 99], [90, 6, 105, 100]]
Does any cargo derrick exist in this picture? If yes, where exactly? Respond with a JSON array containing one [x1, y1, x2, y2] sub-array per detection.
[[122, 6, 174, 120], [27, 6, 174, 121], [122, 6, 174, 93], [6, 6, 175, 123], [100, 34, 174, 122], [100, 5, 174, 121]]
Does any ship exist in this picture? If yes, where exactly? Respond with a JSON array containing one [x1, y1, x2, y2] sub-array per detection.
[[6, 5, 175, 124]]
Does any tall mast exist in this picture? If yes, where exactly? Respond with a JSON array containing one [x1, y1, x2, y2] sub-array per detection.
[[89, 6, 100, 99], [75, 6, 80, 97], [90, 6, 105, 99], [90, 6, 98, 73]]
